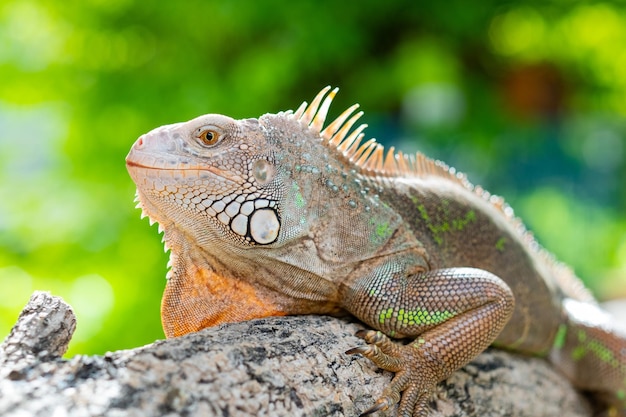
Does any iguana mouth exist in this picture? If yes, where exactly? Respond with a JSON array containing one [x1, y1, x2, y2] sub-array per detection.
[[126, 147, 246, 184], [125, 159, 208, 171], [125, 159, 153, 169], [126, 160, 244, 186]]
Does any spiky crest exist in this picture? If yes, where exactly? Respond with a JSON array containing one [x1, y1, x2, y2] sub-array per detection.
[[290, 86, 472, 186], [289, 87, 593, 302]]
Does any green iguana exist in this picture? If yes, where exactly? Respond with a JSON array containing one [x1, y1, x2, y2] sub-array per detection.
[[126, 87, 626, 416]]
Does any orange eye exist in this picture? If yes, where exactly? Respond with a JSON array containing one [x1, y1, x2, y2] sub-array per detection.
[[198, 129, 220, 146]]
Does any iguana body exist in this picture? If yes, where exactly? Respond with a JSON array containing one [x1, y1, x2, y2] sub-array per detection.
[[126, 87, 626, 416]]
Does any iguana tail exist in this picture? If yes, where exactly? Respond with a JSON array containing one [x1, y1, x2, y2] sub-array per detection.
[[549, 298, 626, 416]]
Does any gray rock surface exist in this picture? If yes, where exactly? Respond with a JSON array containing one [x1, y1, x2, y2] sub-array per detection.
[[0, 291, 591, 417]]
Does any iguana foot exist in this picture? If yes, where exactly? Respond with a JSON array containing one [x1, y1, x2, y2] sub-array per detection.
[[347, 330, 439, 417]]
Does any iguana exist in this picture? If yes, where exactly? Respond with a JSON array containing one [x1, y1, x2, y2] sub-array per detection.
[[126, 86, 626, 416]]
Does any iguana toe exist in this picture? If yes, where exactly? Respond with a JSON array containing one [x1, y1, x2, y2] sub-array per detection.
[[347, 330, 403, 371], [359, 397, 394, 416]]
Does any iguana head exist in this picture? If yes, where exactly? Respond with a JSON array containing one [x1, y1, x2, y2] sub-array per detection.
[[127, 87, 397, 253], [126, 113, 283, 246]]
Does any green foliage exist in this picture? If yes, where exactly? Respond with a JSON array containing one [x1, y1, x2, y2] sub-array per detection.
[[1, 0, 625, 355]]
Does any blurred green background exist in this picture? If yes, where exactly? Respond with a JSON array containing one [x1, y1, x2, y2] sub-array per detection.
[[1, 0, 625, 356]]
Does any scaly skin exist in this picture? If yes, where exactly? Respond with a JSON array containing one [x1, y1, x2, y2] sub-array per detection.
[[126, 87, 626, 416]]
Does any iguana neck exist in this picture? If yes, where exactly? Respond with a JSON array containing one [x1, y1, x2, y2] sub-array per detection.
[[160, 225, 347, 337]]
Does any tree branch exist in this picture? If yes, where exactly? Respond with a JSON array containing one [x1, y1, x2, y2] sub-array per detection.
[[0, 292, 591, 417]]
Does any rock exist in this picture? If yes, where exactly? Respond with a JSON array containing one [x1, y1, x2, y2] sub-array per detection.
[[0, 292, 591, 417]]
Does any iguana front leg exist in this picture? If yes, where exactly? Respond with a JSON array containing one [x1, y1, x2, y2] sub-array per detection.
[[343, 267, 515, 416]]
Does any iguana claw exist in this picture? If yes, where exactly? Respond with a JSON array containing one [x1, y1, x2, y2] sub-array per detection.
[[359, 398, 393, 416]]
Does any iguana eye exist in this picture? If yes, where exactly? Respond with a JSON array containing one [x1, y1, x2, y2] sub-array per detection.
[[197, 129, 220, 146]]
